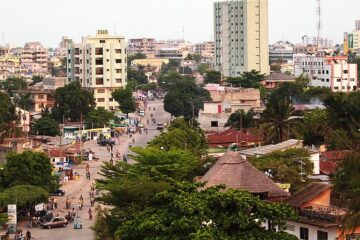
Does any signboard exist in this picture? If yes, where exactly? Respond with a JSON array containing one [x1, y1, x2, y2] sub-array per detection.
[[97, 30, 108, 35], [348, 33, 354, 50], [7, 204, 16, 224], [344, 32, 349, 54], [35, 203, 45, 212]]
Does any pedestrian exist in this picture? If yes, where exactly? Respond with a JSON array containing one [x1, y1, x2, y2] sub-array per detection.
[[106, 145, 110, 152], [79, 195, 83, 201], [88, 208, 93, 220], [90, 197, 95, 207], [53, 198, 58, 209], [25, 230, 31, 240]]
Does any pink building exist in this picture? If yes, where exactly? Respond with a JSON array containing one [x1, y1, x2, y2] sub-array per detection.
[[21, 42, 48, 74]]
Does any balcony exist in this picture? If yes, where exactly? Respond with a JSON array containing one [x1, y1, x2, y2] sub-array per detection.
[[299, 203, 347, 223]]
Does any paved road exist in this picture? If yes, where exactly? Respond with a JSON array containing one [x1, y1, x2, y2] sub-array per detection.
[[25, 100, 170, 240]]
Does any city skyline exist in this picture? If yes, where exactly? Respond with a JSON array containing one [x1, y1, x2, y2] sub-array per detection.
[[1, 0, 359, 47]]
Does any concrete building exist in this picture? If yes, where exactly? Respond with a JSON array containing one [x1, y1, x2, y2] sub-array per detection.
[[214, 0, 269, 77], [43, 77, 67, 90], [21, 42, 48, 74], [294, 54, 358, 92], [194, 41, 215, 59], [302, 35, 333, 48], [128, 38, 156, 58], [155, 48, 187, 60], [269, 41, 294, 64], [356, 20, 360, 31], [261, 72, 296, 89], [12, 89, 55, 113], [131, 58, 169, 71], [67, 30, 127, 110]]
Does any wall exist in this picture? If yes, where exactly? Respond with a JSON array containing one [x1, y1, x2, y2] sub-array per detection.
[[305, 189, 331, 207], [285, 220, 337, 240]]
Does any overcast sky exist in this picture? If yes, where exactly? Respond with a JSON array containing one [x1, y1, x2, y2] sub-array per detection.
[[1, 0, 358, 48]]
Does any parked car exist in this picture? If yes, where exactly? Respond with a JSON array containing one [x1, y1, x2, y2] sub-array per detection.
[[51, 189, 65, 196], [157, 123, 164, 130], [35, 210, 53, 223], [41, 217, 68, 229]]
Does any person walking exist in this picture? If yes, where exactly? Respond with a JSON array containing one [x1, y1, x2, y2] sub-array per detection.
[[88, 208, 93, 220], [25, 230, 31, 240]]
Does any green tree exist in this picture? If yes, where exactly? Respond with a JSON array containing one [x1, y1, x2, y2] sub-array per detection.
[[31, 116, 60, 136], [0, 77, 27, 96], [225, 109, 255, 130], [204, 70, 221, 84], [115, 181, 297, 240], [250, 148, 313, 193], [127, 68, 148, 85], [92, 206, 113, 240], [261, 94, 302, 143], [0, 92, 22, 142], [159, 71, 184, 89], [30, 75, 44, 86], [85, 107, 114, 129], [333, 152, 360, 230], [127, 53, 147, 67], [164, 78, 211, 118], [303, 109, 329, 146], [112, 88, 136, 115], [3, 185, 48, 211], [227, 70, 266, 88], [274, 82, 304, 100], [295, 74, 310, 88], [3, 151, 57, 192], [14, 93, 33, 111], [197, 63, 209, 75], [52, 81, 95, 122]]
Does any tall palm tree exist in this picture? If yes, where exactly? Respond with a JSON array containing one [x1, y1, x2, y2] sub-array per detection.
[[0, 104, 23, 142], [225, 109, 255, 130], [261, 94, 302, 143]]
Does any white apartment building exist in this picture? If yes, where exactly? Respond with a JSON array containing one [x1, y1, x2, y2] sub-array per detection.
[[67, 30, 127, 110], [294, 54, 358, 92], [214, 0, 269, 77], [194, 41, 215, 59]]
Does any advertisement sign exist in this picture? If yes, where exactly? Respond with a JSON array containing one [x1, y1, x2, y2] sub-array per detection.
[[344, 32, 349, 54], [348, 33, 354, 50], [7, 204, 17, 224]]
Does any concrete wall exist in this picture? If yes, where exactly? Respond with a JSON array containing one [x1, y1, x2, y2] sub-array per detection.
[[285, 220, 337, 240]]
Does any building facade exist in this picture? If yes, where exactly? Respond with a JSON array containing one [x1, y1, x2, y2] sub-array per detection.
[[128, 38, 156, 58], [294, 54, 358, 92], [269, 41, 294, 64], [21, 42, 48, 74], [67, 30, 127, 110], [194, 41, 215, 59], [214, 0, 269, 77]]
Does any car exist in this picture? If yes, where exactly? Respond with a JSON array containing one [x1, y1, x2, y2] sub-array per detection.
[[157, 123, 164, 130], [35, 210, 53, 223], [41, 217, 68, 229], [51, 189, 65, 196]]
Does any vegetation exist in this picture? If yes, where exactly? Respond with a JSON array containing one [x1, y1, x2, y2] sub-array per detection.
[[250, 148, 313, 193], [163, 76, 211, 118], [204, 70, 221, 84], [52, 81, 95, 122], [0, 92, 22, 141], [185, 53, 201, 63], [225, 109, 255, 130], [261, 94, 301, 143], [0, 77, 27, 97], [112, 88, 136, 115], [85, 107, 114, 129], [31, 116, 60, 136], [30, 75, 44, 86], [2, 151, 57, 192], [226, 70, 266, 88], [303, 109, 329, 146]]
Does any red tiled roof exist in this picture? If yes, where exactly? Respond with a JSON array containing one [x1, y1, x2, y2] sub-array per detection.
[[321, 150, 350, 161], [320, 160, 337, 176], [207, 129, 260, 148], [198, 152, 290, 200]]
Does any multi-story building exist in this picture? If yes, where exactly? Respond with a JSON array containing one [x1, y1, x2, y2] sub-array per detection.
[[356, 20, 360, 31], [21, 42, 48, 74], [269, 41, 294, 64], [128, 38, 156, 58], [67, 30, 127, 110], [294, 54, 358, 92], [214, 0, 269, 77], [194, 41, 215, 59], [12, 89, 55, 113], [302, 35, 333, 48]]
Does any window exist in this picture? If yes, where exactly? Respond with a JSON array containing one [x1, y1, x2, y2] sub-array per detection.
[[96, 68, 103, 75], [300, 227, 309, 240], [115, 49, 122, 54], [211, 121, 218, 127], [96, 78, 104, 85], [95, 48, 103, 55], [38, 94, 44, 99], [337, 78, 341, 82], [116, 78, 122, 83], [97, 89, 105, 93], [334, 86, 339, 90], [95, 58, 103, 65], [109, 98, 113, 102], [99, 40, 105, 43], [344, 70, 348, 74], [115, 69, 122, 73], [97, 98, 105, 103], [317, 231, 328, 240]]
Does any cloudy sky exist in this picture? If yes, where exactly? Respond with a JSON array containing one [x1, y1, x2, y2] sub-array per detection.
[[1, 0, 358, 48]]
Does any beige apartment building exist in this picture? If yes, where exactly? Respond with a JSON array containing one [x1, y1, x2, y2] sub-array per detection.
[[194, 41, 215, 59], [214, 0, 269, 77], [21, 42, 48, 74], [67, 30, 127, 110]]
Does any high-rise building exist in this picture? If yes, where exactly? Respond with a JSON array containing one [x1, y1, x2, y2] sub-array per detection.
[[67, 30, 127, 110], [21, 42, 48, 74], [214, 0, 269, 78], [356, 20, 360, 31], [128, 38, 156, 58]]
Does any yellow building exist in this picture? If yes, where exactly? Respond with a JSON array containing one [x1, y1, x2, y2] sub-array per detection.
[[131, 58, 169, 70], [0, 54, 20, 66]]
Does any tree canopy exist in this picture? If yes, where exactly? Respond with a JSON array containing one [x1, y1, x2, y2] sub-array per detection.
[[204, 70, 221, 84], [52, 81, 95, 122], [163, 77, 211, 118], [0, 92, 22, 141], [226, 70, 266, 88], [0, 77, 27, 97], [31, 116, 60, 136], [2, 151, 57, 192], [85, 107, 114, 129], [112, 88, 136, 115], [225, 109, 255, 130]]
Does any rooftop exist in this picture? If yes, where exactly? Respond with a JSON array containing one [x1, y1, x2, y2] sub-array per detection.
[[207, 129, 261, 148], [264, 72, 295, 81], [239, 139, 303, 157]]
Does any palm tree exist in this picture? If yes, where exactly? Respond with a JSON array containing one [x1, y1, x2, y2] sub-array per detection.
[[0, 104, 23, 142], [261, 94, 302, 143], [225, 109, 255, 130]]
